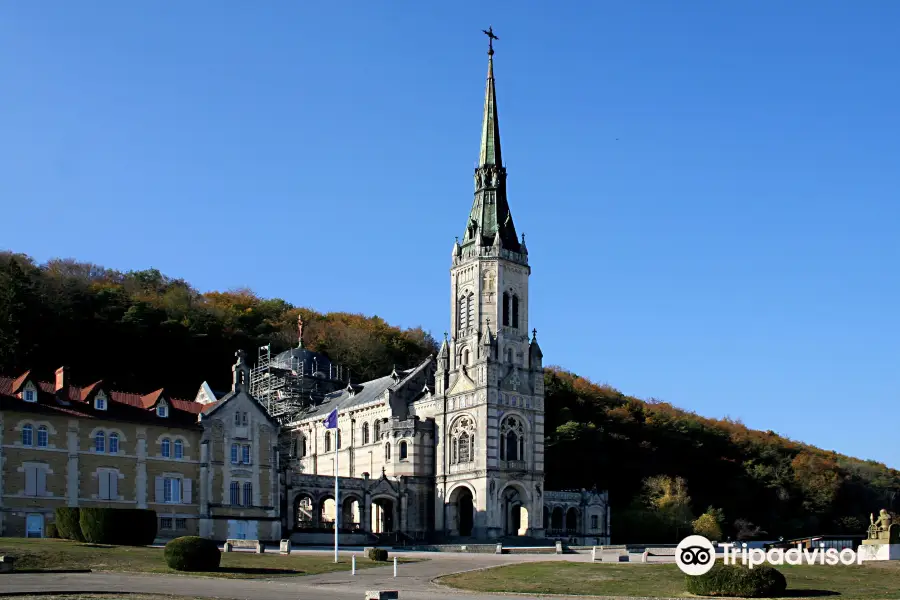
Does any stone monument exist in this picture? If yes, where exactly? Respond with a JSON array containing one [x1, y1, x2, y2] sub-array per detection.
[[858, 509, 900, 561]]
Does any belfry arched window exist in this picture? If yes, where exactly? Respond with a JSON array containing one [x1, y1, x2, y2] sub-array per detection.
[[512, 294, 519, 329], [500, 416, 525, 462], [362, 422, 370, 445], [450, 416, 476, 465], [373, 421, 381, 442], [325, 431, 332, 452], [502, 292, 510, 326], [458, 291, 474, 332]]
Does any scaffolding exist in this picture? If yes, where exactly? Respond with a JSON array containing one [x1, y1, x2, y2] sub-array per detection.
[[249, 343, 348, 425]]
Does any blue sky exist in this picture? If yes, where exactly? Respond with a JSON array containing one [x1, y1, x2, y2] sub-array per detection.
[[2, 2, 899, 468]]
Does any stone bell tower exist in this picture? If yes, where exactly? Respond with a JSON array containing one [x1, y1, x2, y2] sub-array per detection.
[[434, 28, 546, 540]]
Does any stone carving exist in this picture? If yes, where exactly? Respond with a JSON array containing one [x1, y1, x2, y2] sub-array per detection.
[[864, 509, 900, 545]]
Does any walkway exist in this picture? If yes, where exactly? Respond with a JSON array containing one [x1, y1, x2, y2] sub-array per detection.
[[1, 551, 597, 600]]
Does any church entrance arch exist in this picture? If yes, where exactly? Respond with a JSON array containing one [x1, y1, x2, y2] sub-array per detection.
[[502, 484, 529, 536], [371, 497, 394, 534], [448, 485, 476, 537]]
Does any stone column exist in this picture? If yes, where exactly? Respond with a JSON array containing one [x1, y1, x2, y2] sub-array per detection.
[[67, 420, 80, 507], [135, 428, 147, 508]]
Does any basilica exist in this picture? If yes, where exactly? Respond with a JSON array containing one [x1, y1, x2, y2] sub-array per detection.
[[277, 41, 610, 546], [0, 40, 608, 546]]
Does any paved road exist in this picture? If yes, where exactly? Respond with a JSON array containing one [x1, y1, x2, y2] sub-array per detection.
[[1, 551, 601, 600]]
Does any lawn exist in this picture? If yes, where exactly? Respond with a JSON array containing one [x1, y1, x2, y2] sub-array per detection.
[[0, 538, 403, 579], [438, 560, 900, 599]]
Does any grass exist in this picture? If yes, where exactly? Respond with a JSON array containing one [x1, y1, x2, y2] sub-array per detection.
[[0, 538, 407, 579], [437, 560, 900, 599]]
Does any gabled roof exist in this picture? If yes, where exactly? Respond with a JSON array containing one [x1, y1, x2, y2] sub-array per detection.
[[0, 371, 202, 428], [295, 356, 435, 422], [199, 387, 280, 427]]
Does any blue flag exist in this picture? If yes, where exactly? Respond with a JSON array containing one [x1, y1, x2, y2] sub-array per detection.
[[324, 408, 338, 429]]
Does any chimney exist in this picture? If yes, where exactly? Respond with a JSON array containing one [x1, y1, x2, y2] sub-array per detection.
[[55, 366, 69, 401]]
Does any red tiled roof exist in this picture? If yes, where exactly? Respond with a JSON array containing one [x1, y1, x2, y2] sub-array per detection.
[[0, 372, 203, 428], [10, 370, 31, 394], [140, 388, 165, 409]]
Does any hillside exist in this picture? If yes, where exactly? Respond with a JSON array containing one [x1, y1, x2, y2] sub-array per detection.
[[2, 251, 898, 542]]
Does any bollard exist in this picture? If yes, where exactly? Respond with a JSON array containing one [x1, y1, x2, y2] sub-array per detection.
[[591, 546, 596, 561], [393, 556, 397, 577], [352, 554, 356, 575], [642, 550, 649, 563]]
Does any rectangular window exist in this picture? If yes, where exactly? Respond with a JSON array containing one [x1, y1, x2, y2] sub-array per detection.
[[175, 518, 187, 530], [95, 396, 106, 410], [231, 443, 239, 464], [591, 515, 599, 530], [241, 444, 251, 465], [230, 481, 240, 505], [234, 412, 241, 427], [242, 482, 252, 507], [99, 470, 118, 500], [241, 412, 248, 426], [24, 389, 36, 403], [159, 517, 173, 529], [163, 477, 181, 504]]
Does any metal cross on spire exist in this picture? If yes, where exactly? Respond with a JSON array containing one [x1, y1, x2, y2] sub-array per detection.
[[482, 26, 498, 56]]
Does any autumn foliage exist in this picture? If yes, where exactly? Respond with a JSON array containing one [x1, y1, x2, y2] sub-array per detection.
[[2, 252, 898, 542]]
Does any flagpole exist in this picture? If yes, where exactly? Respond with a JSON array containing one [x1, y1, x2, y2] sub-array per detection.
[[334, 422, 339, 563]]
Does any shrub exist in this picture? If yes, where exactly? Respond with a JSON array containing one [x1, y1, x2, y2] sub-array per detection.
[[54, 507, 85, 542], [685, 563, 787, 598], [77, 508, 158, 545], [367, 548, 389, 562], [45, 523, 58, 538], [122, 509, 158, 546], [164, 536, 221, 572]]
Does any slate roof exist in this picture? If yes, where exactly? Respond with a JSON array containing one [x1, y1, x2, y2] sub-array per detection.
[[296, 357, 434, 422], [0, 372, 202, 428]]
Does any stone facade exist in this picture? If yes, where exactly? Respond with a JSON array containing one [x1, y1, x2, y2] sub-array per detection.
[[0, 359, 281, 541]]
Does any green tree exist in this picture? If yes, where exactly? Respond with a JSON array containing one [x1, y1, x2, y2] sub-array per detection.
[[692, 506, 725, 540]]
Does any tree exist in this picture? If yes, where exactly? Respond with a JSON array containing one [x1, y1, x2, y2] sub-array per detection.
[[692, 507, 725, 540], [642, 475, 695, 540]]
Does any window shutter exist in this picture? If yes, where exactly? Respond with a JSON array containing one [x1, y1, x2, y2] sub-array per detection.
[[99, 470, 109, 500], [37, 468, 47, 497], [110, 472, 118, 500], [155, 476, 164, 503], [183, 478, 192, 504], [25, 466, 37, 496]]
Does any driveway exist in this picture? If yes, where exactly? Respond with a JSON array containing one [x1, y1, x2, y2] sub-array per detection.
[[1, 551, 598, 600]]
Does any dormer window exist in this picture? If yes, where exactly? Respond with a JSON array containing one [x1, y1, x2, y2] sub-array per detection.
[[157, 404, 168, 418], [23, 387, 37, 403], [94, 394, 107, 411]]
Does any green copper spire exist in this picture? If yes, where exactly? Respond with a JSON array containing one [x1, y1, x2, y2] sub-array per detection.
[[461, 27, 522, 254], [479, 52, 502, 167]]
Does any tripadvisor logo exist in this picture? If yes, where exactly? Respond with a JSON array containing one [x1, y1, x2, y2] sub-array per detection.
[[676, 535, 716, 575], [676, 535, 866, 576]]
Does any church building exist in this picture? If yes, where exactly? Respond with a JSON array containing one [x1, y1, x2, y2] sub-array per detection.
[[0, 35, 609, 547], [280, 37, 610, 545]]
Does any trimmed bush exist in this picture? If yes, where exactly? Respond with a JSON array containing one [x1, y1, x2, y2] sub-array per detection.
[[77, 508, 158, 545], [123, 509, 158, 546], [45, 523, 58, 538], [164, 536, 221, 572], [54, 507, 85, 542], [367, 548, 389, 562], [685, 563, 787, 598]]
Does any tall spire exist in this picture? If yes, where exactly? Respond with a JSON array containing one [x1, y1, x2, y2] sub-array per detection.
[[461, 27, 521, 254], [479, 26, 501, 167]]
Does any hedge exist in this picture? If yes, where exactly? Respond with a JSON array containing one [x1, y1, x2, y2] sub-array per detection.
[[685, 563, 787, 597], [54, 507, 85, 542], [367, 548, 389, 562], [164, 536, 221, 572]]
